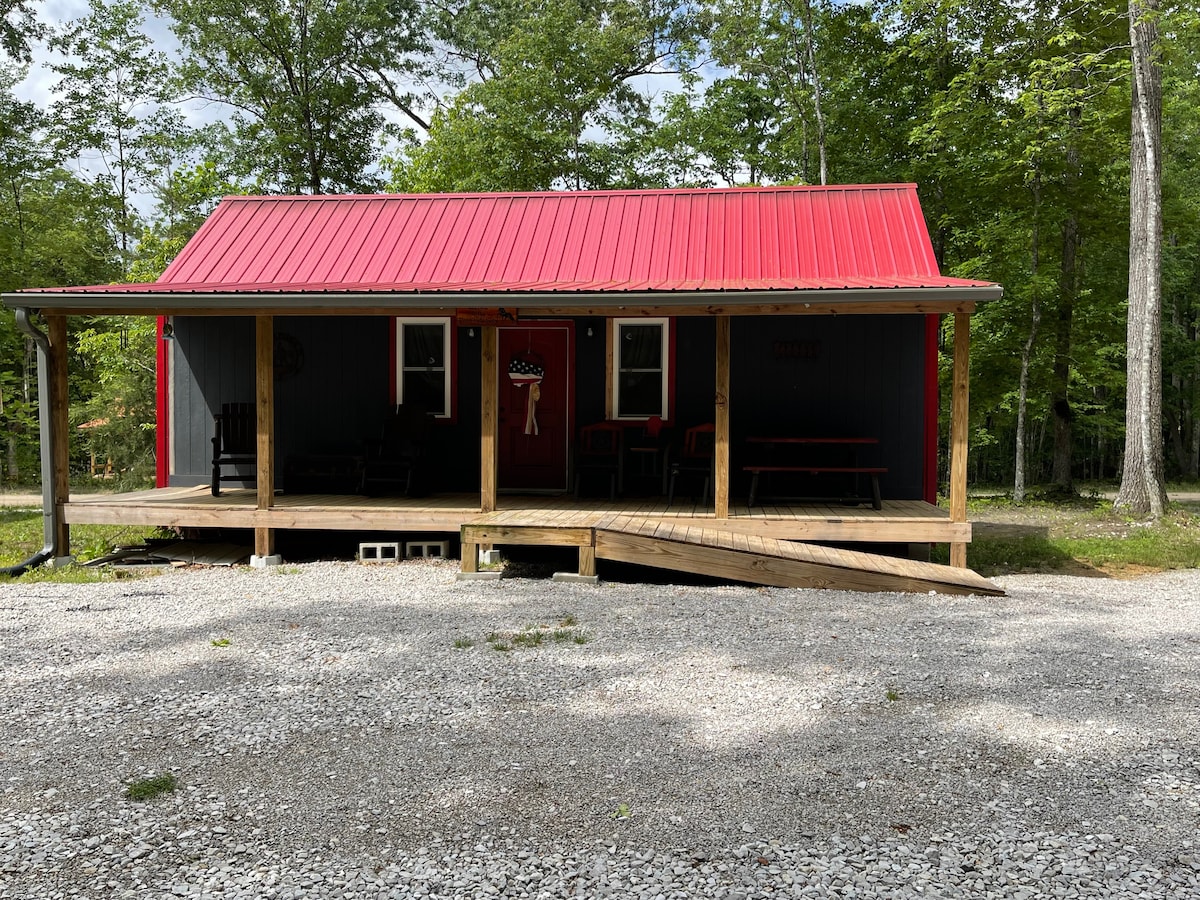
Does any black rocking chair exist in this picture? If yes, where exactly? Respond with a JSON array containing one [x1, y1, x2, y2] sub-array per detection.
[[211, 402, 256, 497]]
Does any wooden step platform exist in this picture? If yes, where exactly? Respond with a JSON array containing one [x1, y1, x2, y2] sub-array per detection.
[[462, 515, 1003, 596]]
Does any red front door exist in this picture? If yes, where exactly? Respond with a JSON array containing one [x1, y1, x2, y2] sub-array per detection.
[[498, 324, 573, 491]]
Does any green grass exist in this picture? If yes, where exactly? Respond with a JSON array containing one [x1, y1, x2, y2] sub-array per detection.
[[124, 773, 178, 801], [936, 500, 1200, 576], [210, 637, 232, 647], [483, 615, 589, 652], [0, 508, 166, 575], [9, 564, 149, 584]]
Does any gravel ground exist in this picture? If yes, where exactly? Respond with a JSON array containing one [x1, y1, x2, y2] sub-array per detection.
[[2, 561, 1198, 899]]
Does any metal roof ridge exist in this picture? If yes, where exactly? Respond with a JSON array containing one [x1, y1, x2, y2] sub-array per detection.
[[213, 184, 923, 203]]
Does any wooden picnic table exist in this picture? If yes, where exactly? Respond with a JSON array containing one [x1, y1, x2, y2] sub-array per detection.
[[743, 436, 886, 509]]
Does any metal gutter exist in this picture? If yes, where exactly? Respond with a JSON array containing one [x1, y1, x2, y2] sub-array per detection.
[[1, 284, 1004, 312], [1, 309, 60, 576]]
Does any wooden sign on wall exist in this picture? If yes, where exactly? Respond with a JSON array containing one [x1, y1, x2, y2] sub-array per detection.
[[773, 340, 822, 359], [456, 308, 518, 327]]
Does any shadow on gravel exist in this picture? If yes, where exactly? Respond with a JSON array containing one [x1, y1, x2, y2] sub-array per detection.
[[2, 567, 1196, 880]]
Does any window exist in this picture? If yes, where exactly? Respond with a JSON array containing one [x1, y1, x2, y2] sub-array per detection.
[[395, 317, 452, 417], [612, 318, 669, 420]]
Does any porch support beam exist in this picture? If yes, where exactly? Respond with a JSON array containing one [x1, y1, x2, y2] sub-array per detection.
[[47, 315, 71, 555], [480, 325, 498, 513], [254, 314, 275, 559], [949, 313, 970, 568], [714, 315, 731, 518]]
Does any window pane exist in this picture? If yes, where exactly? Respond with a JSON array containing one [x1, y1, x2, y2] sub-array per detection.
[[404, 324, 444, 368], [619, 324, 662, 370], [403, 371, 446, 416], [618, 372, 662, 418]]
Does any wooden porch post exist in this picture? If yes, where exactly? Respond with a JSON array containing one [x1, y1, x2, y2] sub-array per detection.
[[949, 313, 971, 568], [480, 325, 498, 514], [254, 315, 275, 559], [714, 315, 731, 518], [47, 315, 71, 556]]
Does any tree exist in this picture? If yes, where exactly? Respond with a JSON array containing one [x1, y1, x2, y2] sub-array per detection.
[[1115, 0, 1169, 516], [50, 0, 183, 266], [1, 0, 41, 61], [394, 0, 702, 192], [154, 0, 430, 194]]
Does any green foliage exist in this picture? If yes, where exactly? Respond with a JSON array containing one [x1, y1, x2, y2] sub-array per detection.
[[72, 316, 157, 488], [0, 508, 163, 567], [155, 0, 429, 194], [124, 772, 177, 801], [0, 0, 41, 62], [50, 0, 182, 264], [130, 158, 247, 282], [210, 637, 231, 647], [392, 0, 703, 192]]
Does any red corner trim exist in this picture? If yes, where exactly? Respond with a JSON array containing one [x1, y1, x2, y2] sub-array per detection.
[[923, 314, 939, 505], [155, 316, 170, 487]]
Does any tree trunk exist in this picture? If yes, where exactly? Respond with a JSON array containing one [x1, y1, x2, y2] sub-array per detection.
[[1014, 304, 1040, 503], [801, 0, 827, 185], [1115, 0, 1168, 517], [5, 435, 17, 485], [1051, 212, 1079, 491], [1014, 176, 1042, 503]]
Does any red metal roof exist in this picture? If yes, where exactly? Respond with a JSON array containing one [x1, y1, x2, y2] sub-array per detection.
[[25, 185, 999, 296]]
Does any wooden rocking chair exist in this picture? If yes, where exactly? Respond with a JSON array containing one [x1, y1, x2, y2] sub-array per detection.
[[211, 402, 256, 497]]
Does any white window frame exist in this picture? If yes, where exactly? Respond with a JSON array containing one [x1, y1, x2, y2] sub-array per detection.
[[395, 317, 452, 418], [611, 317, 669, 421]]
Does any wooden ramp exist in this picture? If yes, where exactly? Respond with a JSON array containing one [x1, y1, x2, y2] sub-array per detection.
[[594, 518, 1003, 597]]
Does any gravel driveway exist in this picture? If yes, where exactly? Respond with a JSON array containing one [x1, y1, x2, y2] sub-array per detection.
[[2, 562, 1197, 899]]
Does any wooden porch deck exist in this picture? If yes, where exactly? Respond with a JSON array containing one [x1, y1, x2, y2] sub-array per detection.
[[61, 485, 970, 544]]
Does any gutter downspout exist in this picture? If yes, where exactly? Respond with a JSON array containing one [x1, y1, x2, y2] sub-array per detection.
[[2, 309, 59, 576]]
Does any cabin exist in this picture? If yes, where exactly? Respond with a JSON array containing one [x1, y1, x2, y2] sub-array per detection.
[[2, 184, 1004, 594]]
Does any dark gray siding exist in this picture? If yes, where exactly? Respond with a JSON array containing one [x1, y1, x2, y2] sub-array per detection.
[[170, 317, 254, 484], [170, 313, 929, 499], [728, 315, 926, 498], [170, 316, 390, 486]]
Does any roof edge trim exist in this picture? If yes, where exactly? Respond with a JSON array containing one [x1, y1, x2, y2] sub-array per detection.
[[3, 285, 1003, 311]]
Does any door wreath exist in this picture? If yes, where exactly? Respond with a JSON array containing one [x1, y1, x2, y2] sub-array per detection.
[[507, 353, 545, 435]]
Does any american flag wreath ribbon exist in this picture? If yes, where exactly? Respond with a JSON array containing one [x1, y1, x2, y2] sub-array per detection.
[[508, 357, 545, 435]]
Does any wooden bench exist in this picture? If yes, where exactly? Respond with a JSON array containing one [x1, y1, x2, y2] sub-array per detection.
[[744, 465, 887, 510]]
